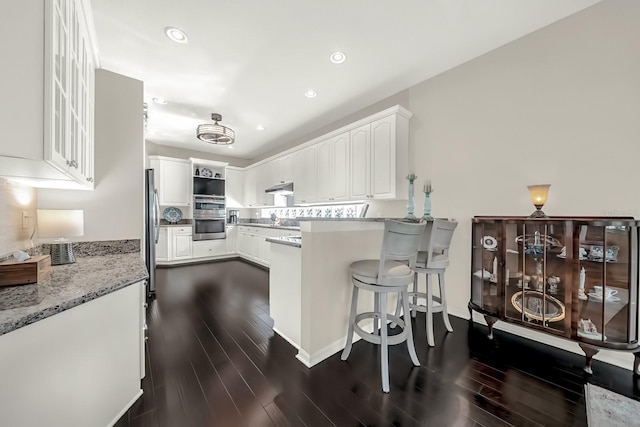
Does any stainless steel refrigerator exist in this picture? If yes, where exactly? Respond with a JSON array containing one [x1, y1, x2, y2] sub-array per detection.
[[144, 169, 160, 298]]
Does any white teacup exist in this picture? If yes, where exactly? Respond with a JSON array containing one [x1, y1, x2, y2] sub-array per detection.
[[593, 286, 617, 299]]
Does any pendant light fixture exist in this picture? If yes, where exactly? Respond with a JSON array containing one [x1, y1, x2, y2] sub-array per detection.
[[196, 113, 235, 145]]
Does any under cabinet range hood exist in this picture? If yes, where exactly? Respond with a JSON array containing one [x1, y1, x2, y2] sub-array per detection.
[[265, 181, 294, 195]]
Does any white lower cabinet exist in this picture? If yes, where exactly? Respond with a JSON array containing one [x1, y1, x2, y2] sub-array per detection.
[[236, 226, 299, 267], [171, 227, 192, 260], [192, 240, 226, 258], [156, 227, 169, 262], [157, 225, 298, 266], [226, 226, 237, 253]]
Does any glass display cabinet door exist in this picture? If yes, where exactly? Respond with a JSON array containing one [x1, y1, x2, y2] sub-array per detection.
[[471, 221, 502, 317], [507, 221, 569, 336], [576, 223, 637, 345]]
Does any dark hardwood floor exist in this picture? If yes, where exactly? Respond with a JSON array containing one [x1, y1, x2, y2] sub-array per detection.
[[115, 259, 640, 427]]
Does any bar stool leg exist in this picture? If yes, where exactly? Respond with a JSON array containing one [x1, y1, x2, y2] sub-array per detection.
[[341, 286, 359, 361], [374, 293, 382, 335], [426, 273, 435, 347], [379, 292, 390, 393], [411, 272, 418, 318], [439, 272, 453, 333], [401, 289, 420, 367]]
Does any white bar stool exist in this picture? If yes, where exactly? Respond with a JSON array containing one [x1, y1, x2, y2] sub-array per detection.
[[395, 218, 458, 347], [341, 220, 426, 393]]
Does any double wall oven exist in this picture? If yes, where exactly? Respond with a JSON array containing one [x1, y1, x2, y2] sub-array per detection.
[[193, 195, 226, 240]]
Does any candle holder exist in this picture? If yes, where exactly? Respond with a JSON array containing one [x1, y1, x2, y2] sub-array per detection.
[[423, 190, 433, 219], [423, 181, 433, 219], [406, 174, 417, 219]]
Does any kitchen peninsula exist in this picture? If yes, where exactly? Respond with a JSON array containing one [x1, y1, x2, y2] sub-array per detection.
[[268, 218, 420, 367], [0, 245, 148, 427]]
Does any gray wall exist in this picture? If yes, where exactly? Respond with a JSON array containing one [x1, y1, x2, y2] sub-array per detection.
[[38, 69, 145, 242], [146, 141, 252, 168]]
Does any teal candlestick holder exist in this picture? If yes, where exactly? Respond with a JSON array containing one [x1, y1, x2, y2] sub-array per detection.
[[406, 174, 416, 219], [423, 189, 433, 219]]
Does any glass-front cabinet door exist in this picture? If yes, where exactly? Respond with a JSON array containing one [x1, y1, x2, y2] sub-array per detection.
[[471, 219, 502, 317], [504, 220, 570, 337], [574, 221, 638, 347]]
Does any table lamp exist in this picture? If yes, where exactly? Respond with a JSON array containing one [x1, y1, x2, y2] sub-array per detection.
[[527, 184, 551, 218], [37, 209, 84, 265]]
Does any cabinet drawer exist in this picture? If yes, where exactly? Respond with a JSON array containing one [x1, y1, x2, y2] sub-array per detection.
[[192, 240, 226, 258], [172, 227, 192, 235]]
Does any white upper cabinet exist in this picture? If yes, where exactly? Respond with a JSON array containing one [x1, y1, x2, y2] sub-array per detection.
[[272, 154, 294, 184], [349, 112, 410, 200], [243, 165, 272, 207], [225, 168, 244, 208], [316, 132, 349, 202], [0, 0, 97, 189], [149, 156, 191, 206], [293, 146, 317, 204]]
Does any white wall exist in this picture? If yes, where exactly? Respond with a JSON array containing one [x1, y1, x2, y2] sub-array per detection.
[[404, 0, 640, 367], [38, 70, 144, 242], [0, 178, 37, 257], [146, 141, 251, 168]]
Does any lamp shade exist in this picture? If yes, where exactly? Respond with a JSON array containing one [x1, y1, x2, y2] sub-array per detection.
[[37, 209, 84, 239], [527, 184, 551, 207]]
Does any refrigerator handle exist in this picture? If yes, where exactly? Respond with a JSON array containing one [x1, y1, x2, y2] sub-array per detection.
[[154, 189, 160, 243]]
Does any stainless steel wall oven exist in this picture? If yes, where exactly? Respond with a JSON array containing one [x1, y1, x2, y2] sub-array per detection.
[[193, 195, 226, 240]]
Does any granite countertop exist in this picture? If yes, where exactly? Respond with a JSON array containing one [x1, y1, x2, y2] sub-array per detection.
[[237, 223, 301, 231], [266, 236, 302, 248], [0, 253, 148, 336], [160, 219, 192, 227]]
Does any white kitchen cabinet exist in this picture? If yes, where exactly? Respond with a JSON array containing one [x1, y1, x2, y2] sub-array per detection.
[[192, 240, 226, 258], [316, 132, 349, 202], [149, 156, 191, 206], [156, 227, 169, 262], [226, 226, 237, 253], [235, 226, 300, 267], [293, 146, 318, 204], [225, 168, 244, 208], [244, 165, 273, 207], [0, 0, 96, 189], [0, 282, 144, 427], [173, 233, 192, 260], [349, 113, 410, 200], [272, 154, 294, 184]]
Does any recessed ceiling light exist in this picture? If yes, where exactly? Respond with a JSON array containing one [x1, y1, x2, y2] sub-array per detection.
[[330, 51, 347, 64], [164, 27, 188, 44], [152, 97, 167, 105], [227, 146, 234, 150], [256, 125, 265, 131], [304, 89, 317, 98]]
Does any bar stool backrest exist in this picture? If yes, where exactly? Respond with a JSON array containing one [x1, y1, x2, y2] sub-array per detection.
[[377, 220, 426, 284], [423, 219, 458, 270]]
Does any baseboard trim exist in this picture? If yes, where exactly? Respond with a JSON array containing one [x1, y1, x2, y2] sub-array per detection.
[[107, 389, 143, 427], [273, 327, 300, 350], [458, 307, 635, 371], [296, 320, 380, 368], [157, 254, 238, 267]]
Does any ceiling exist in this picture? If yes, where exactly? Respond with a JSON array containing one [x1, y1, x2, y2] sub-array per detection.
[[90, 0, 599, 160]]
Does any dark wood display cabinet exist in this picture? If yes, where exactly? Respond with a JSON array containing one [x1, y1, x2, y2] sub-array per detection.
[[469, 216, 640, 374]]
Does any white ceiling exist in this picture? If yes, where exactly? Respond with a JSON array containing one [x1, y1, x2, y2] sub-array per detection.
[[90, 0, 599, 160]]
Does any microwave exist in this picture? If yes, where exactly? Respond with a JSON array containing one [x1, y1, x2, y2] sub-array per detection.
[[193, 195, 225, 219], [193, 176, 225, 196]]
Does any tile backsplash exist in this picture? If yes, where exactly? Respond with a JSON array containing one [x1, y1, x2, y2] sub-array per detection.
[[0, 178, 37, 257]]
